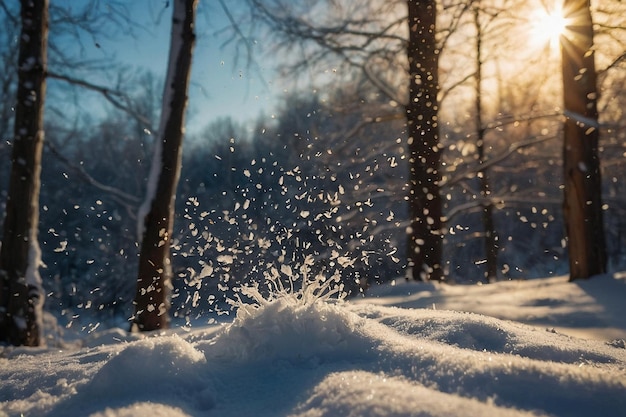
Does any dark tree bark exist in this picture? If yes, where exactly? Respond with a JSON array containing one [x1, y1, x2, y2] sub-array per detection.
[[405, 0, 443, 281], [132, 0, 197, 331], [0, 0, 48, 346], [560, 0, 606, 280], [474, 6, 498, 282]]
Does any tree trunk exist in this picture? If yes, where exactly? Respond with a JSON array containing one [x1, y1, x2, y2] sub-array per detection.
[[474, 6, 498, 282], [560, 0, 606, 280], [405, 0, 443, 281], [132, 0, 197, 331], [0, 0, 48, 346]]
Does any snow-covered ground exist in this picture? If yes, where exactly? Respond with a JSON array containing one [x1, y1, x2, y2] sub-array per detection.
[[1, 273, 625, 417]]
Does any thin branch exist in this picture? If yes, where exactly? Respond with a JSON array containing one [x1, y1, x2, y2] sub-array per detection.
[[444, 195, 562, 223], [45, 140, 140, 207], [344, 112, 404, 142], [482, 110, 561, 131], [0, 1, 18, 25], [362, 63, 404, 104], [217, 0, 269, 89], [440, 70, 476, 103], [599, 51, 626, 77], [443, 135, 559, 187], [46, 71, 154, 131]]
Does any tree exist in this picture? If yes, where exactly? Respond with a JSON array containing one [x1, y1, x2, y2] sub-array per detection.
[[560, 0, 606, 280], [0, 0, 48, 346], [405, 0, 443, 281], [132, 0, 198, 331], [226, 0, 626, 283], [472, 3, 498, 282]]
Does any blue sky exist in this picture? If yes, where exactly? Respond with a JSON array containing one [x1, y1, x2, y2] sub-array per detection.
[[88, 1, 279, 135]]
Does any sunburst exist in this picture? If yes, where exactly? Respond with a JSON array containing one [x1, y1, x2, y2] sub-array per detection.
[[529, 4, 568, 51]]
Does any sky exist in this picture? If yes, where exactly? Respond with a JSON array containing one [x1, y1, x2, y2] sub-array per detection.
[[54, 0, 592, 137], [85, 1, 279, 135], [1, 273, 625, 416]]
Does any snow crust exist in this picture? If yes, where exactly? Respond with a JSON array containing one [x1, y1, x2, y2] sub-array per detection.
[[1, 275, 626, 417], [25, 238, 45, 339]]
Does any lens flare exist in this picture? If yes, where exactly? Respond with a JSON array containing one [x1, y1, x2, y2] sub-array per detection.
[[530, 5, 568, 50]]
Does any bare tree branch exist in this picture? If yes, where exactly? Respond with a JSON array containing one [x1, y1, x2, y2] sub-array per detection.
[[443, 135, 559, 187], [599, 51, 626, 77], [46, 71, 154, 132], [444, 195, 562, 223], [0, 0, 18, 25], [45, 139, 140, 208], [217, 0, 270, 90]]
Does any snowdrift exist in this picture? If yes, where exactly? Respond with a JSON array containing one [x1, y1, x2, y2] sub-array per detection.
[[1, 276, 626, 417]]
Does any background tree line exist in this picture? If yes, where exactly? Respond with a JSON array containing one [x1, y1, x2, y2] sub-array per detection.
[[0, 0, 625, 344]]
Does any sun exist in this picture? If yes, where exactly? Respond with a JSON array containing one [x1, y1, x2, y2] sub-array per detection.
[[529, 4, 568, 51]]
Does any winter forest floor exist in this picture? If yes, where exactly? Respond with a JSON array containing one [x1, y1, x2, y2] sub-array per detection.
[[1, 273, 626, 417]]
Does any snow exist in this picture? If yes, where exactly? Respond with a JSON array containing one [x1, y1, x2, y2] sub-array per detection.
[[24, 230, 44, 339], [2, 274, 626, 417]]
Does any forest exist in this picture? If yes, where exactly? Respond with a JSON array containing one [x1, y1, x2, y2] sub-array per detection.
[[0, 0, 625, 346]]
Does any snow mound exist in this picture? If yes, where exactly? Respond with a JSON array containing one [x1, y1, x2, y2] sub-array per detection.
[[352, 305, 626, 365], [292, 370, 545, 417], [355, 306, 626, 417], [198, 297, 369, 363], [87, 335, 206, 393], [88, 403, 192, 417], [50, 335, 214, 416]]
